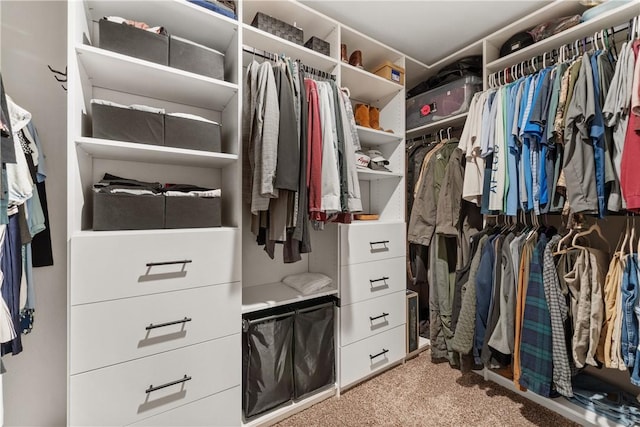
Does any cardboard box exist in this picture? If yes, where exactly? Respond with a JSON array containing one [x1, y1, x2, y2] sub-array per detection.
[[373, 60, 405, 85]]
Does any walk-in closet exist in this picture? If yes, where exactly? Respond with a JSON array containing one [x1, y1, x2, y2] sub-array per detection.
[[1, 0, 640, 425]]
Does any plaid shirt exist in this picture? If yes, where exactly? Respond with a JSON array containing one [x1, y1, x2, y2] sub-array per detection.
[[519, 234, 554, 397], [543, 236, 573, 397]]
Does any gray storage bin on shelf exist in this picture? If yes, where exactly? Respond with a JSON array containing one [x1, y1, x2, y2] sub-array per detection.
[[304, 36, 330, 56], [92, 103, 164, 146], [164, 115, 222, 152], [165, 196, 221, 229], [169, 35, 225, 80], [93, 192, 165, 231], [293, 301, 335, 399], [243, 310, 294, 419], [98, 19, 169, 65], [251, 12, 303, 45], [405, 75, 482, 130]]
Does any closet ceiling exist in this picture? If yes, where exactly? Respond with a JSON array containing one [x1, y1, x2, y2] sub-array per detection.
[[301, 0, 551, 65]]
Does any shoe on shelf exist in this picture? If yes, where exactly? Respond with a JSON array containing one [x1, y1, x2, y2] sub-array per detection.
[[341, 44, 348, 63], [369, 106, 382, 131], [354, 103, 370, 128], [349, 50, 363, 68]]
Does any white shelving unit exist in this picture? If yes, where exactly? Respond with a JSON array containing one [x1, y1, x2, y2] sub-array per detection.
[[356, 126, 403, 146], [406, 112, 469, 139], [241, 283, 339, 314], [357, 169, 403, 181]]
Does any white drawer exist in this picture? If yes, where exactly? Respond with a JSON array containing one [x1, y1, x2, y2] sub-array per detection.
[[340, 257, 405, 305], [339, 325, 405, 388], [340, 291, 406, 346], [70, 229, 241, 305], [70, 282, 241, 374], [128, 386, 240, 426], [69, 334, 240, 427], [340, 222, 405, 265]]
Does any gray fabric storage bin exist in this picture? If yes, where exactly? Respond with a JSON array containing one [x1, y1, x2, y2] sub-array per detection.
[[293, 302, 335, 399], [98, 19, 169, 65], [169, 35, 225, 80], [93, 192, 164, 231], [165, 196, 221, 228], [92, 103, 164, 146], [243, 311, 294, 419], [164, 115, 221, 152], [251, 12, 303, 45]]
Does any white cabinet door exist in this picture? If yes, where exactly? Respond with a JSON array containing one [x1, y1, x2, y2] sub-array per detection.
[[340, 222, 405, 265], [340, 291, 406, 346], [339, 325, 405, 388], [340, 257, 405, 305], [70, 229, 241, 305], [70, 282, 241, 374], [70, 334, 240, 427]]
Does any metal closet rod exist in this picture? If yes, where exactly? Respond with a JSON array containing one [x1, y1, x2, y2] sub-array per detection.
[[489, 22, 630, 86], [242, 45, 335, 80]]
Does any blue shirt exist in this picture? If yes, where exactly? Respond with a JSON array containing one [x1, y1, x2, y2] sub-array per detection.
[[506, 82, 519, 216], [590, 52, 606, 218]]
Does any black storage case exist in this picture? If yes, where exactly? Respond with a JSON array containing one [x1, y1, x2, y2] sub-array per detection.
[[169, 35, 225, 80], [293, 301, 335, 399], [304, 36, 330, 56], [251, 12, 303, 45], [92, 103, 164, 146], [92, 192, 165, 231], [165, 196, 221, 229], [164, 115, 222, 152], [98, 19, 169, 65]]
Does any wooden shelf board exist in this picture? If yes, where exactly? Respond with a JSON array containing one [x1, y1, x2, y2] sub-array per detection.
[[242, 282, 338, 314], [77, 45, 237, 110], [242, 25, 337, 72], [76, 137, 238, 168]]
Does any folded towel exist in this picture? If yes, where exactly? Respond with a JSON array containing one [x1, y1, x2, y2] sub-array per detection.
[[282, 272, 333, 295]]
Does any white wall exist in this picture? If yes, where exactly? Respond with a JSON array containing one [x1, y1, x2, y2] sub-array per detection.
[[1, 2, 67, 425]]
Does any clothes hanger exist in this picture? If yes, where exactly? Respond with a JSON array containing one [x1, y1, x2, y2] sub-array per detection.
[[447, 127, 452, 140], [572, 221, 610, 252]]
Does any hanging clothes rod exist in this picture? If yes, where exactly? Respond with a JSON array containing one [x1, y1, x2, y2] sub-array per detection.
[[488, 22, 629, 87], [242, 45, 336, 80]]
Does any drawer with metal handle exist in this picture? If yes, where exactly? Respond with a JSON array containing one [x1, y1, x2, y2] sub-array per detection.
[[340, 222, 405, 265], [70, 334, 240, 427], [70, 228, 240, 305], [70, 282, 240, 374], [339, 324, 405, 389], [340, 257, 405, 305], [339, 291, 405, 346]]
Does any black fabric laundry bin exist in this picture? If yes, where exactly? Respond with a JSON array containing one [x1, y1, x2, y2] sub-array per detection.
[[242, 309, 294, 419], [164, 115, 222, 152], [169, 35, 225, 80], [293, 301, 335, 399], [92, 192, 164, 231], [98, 19, 169, 65], [164, 196, 221, 229], [92, 103, 164, 146]]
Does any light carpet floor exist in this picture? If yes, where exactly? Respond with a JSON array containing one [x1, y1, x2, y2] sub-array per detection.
[[276, 350, 579, 427]]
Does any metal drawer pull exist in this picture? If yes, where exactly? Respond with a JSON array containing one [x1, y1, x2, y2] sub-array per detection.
[[370, 349, 389, 360], [146, 317, 192, 331], [369, 240, 389, 246], [146, 375, 192, 394], [369, 312, 389, 321], [146, 260, 193, 267], [369, 277, 389, 284]]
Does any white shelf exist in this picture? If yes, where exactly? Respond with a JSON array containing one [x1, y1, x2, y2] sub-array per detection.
[[486, 0, 639, 71], [77, 45, 237, 111], [419, 337, 430, 350], [242, 386, 336, 427], [76, 137, 237, 168], [357, 168, 403, 181], [242, 24, 337, 72], [406, 113, 469, 138], [86, 0, 238, 54], [356, 126, 402, 146], [340, 25, 404, 71], [341, 63, 403, 107], [481, 370, 625, 427], [242, 282, 338, 314]]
